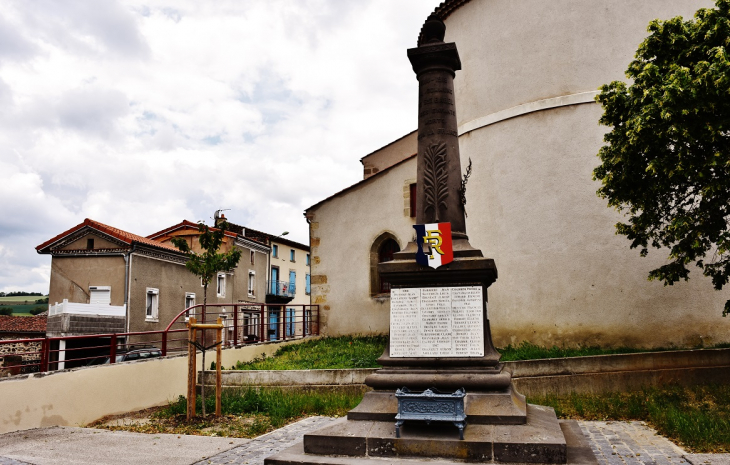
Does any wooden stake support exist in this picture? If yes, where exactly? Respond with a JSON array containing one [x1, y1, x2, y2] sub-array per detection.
[[187, 317, 224, 419]]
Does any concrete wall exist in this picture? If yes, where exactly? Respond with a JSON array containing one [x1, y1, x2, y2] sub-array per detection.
[[0, 338, 309, 434], [309, 159, 417, 336], [49, 256, 126, 308], [206, 348, 730, 398], [308, 0, 730, 348], [47, 314, 125, 336]]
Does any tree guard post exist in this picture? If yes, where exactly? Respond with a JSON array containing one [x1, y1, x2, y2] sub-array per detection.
[[187, 317, 197, 420], [187, 317, 224, 420], [215, 317, 222, 416]]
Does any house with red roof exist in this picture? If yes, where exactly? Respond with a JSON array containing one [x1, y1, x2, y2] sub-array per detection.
[[36, 218, 270, 369], [0, 314, 47, 372]]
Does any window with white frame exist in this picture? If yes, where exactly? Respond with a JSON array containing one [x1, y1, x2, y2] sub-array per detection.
[[185, 292, 195, 320], [248, 271, 255, 296], [146, 288, 159, 321], [216, 273, 226, 297]]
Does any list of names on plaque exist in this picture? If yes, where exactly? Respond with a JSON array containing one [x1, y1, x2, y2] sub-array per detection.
[[390, 286, 484, 358]]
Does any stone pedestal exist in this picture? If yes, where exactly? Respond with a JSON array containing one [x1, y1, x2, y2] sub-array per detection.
[[264, 14, 594, 465]]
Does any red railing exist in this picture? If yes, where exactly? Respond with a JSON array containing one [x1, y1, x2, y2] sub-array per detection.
[[0, 303, 319, 375]]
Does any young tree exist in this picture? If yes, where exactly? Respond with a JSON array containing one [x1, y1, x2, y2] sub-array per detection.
[[172, 217, 241, 415], [594, 0, 730, 314]]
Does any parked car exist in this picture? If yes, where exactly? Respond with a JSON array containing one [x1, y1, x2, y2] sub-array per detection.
[[86, 346, 162, 366]]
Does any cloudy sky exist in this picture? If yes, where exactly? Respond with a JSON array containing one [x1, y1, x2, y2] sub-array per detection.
[[0, 0, 440, 294]]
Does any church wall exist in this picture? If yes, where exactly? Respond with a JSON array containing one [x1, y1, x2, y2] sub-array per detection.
[[444, 0, 714, 129], [442, 0, 727, 348], [308, 160, 416, 337], [307, 0, 729, 349], [459, 103, 729, 349]]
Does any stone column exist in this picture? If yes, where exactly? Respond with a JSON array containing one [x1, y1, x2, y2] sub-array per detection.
[[373, 15, 502, 377], [410, 17, 466, 237]]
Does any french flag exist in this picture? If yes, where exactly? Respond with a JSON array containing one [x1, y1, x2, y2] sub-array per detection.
[[414, 222, 453, 269]]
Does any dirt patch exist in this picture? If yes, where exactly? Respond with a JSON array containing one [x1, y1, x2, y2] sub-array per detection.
[[88, 408, 278, 438], [90, 406, 164, 428]]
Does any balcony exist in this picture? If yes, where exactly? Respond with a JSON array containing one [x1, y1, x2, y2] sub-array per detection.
[[47, 299, 126, 337], [49, 299, 126, 317], [266, 280, 296, 304]]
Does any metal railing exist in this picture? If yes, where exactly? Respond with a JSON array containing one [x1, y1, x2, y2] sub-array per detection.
[[0, 303, 319, 375], [266, 280, 296, 298]]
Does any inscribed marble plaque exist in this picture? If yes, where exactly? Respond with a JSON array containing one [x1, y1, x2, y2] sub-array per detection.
[[390, 286, 484, 357]]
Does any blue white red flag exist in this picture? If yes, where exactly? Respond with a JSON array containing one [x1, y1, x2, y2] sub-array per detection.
[[414, 222, 453, 269]]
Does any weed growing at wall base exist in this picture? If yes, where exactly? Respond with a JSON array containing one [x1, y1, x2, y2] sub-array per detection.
[[94, 387, 363, 438], [531, 384, 730, 453]]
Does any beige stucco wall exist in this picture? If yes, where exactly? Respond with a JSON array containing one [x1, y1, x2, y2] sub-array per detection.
[[235, 247, 269, 304], [49, 256, 127, 308], [127, 254, 202, 333], [63, 233, 120, 251], [440, 0, 725, 348], [270, 240, 310, 307], [444, 0, 714, 127], [361, 131, 417, 179], [0, 338, 310, 434], [308, 0, 730, 348], [309, 160, 417, 336], [127, 245, 269, 334]]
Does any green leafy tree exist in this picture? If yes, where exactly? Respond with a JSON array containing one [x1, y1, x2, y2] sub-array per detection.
[[172, 217, 242, 415], [0, 308, 12, 316], [594, 0, 730, 314]]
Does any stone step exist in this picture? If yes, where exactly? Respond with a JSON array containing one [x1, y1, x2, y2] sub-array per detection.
[[265, 417, 597, 464], [299, 404, 568, 463]]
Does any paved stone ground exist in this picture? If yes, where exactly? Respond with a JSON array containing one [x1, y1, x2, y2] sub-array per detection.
[[0, 457, 28, 465], [199, 418, 730, 465], [578, 421, 730, 465], [193, 416, 339, 465], [3, 418, 730, 464]]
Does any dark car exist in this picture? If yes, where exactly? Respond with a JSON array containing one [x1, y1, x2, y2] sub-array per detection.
[[86, 346, 163, 366]]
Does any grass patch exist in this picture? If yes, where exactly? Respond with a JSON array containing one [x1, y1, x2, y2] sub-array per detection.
[[93, 387, 363, 438], [498, 341, 730, 361], [0, 303, 45, 316], [531, 384, 730, 453], [232, 335, 387, 370], [498, 342, 652, 361], [0, 296, 46, 303], [229, 338, 730, 370]]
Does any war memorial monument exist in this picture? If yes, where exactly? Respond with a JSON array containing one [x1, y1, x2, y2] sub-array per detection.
[[266, 16, 597, 465]]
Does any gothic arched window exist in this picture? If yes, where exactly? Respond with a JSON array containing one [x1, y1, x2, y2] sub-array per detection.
[[370, 233, 401, 296]]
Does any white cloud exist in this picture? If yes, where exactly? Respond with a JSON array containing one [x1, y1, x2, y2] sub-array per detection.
[[0, 0, 439, 292]]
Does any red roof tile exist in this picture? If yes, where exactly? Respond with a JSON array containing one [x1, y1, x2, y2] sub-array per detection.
[[146, 220, 236, 240], [36, 219, 182, 253], [0, 315, 47, 334]]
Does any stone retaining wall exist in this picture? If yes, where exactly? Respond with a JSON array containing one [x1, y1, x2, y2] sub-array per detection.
[[0, 337, 41, 362], [203, 348, 730, 397]]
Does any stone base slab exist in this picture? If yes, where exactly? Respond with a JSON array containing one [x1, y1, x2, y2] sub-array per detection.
[[265, 417, 596, 464], [348, 386, 526, 425], [291, 404, 568, 463]]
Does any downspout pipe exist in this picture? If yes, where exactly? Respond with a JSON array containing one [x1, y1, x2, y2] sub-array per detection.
[[124, 243, 137, 333]]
